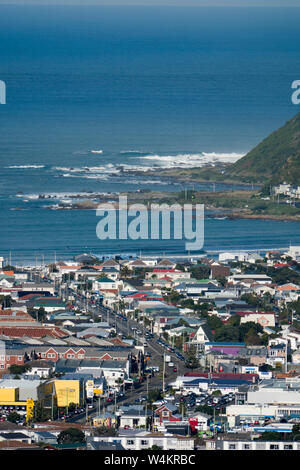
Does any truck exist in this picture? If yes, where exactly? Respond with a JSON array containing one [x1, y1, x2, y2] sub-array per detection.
[[165, 355, 171, 363]]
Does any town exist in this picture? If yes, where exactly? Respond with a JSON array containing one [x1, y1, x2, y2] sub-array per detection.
[[0, 246, 300, 451]]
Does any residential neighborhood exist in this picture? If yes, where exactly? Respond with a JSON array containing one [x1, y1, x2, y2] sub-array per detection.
[[0, 247, 300, 450]]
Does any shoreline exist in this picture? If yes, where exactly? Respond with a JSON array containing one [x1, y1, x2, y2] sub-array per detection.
[[43, 203, 300, 222]]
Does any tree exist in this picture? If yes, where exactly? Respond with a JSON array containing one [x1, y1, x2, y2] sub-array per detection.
[[195, 405, 219, 417], [8, 364, 30, 375], [57, 428, 86, 444], [185, 346, 200, 370], [206, 316, 223, 330], [147, 388, 163, 404], [214, 325, 239, 342], [180, 298, 195, 310], [227, 315, 240, 327], [0, 295, 12, 308], [7, 411, 22, 424], [211, 390, 222, 396], [190, 265, 210, 280], [68, 402, 76, 413], [94, 427, 117, 437], [256, 431, 283, 441]]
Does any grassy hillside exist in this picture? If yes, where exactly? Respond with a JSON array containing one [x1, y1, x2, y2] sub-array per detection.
[[227, 112, 300, 184]]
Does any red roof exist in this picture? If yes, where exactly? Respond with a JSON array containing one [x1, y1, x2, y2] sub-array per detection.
[[153, 269, 178, 273], [0, 326, 68, 338], [234, 311, 274, 317], [0, 309, 35, 322], [18, 293, 46, 301]]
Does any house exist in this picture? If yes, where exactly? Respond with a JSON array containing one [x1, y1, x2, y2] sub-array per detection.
[[92, 277, 121, 292], [285, 245, 300, 262], [218, 252, 248, 263], [237, 311, 276, 329], [101, 259, 120, 271], [119, 410, 151, 428], [156, 259, 177, 269], [191, 323, 214, 351], [188, 412, 211, 432], [99, 361, 129, 387], [228, 274, 272, 285], [154, 403, 181, 424], [267, 344, 287, 367], [86, 430, 194, 450], [26, 360, 54, 378], [0, 432, 32, 444], [126, 259, 148, 270], [210, 263, 230, 279], [27, 296, 67, 313]]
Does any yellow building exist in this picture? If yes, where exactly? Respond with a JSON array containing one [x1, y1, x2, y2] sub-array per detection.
[[38, 379, 80, 407], [0, 387, 19, 402], [0, 387, 27, 415]]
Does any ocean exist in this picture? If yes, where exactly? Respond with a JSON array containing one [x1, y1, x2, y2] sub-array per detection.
[[0, 5, 300, 264]]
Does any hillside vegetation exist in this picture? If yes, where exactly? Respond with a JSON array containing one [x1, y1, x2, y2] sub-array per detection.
[[227, 112, 300, 184]]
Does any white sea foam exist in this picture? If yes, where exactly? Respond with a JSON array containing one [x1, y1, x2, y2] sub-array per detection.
[[138, 152, 245, 169], [16, 194, 40, 200], [50, 151, 245, 180], [16, 191, 110, 201], [6, 164, 45, 169], [120, 150, 145, 154], [60, 173, 110, 180]]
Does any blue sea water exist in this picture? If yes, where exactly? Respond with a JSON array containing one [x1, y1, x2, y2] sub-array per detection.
[[0, 5, 300, 263]]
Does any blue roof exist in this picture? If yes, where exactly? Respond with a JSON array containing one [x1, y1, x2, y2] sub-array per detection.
[[183, 378, 249, 386]]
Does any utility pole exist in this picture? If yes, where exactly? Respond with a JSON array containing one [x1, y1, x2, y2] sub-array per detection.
[[146, 375, 149, 401], [162, 354, 166, 393], [51, 383, 54, 421], [66, 388, 69, 417]]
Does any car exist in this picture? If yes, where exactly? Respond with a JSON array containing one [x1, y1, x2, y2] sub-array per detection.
[[123, 425, 131, 430], [173, 367, 177, 372]]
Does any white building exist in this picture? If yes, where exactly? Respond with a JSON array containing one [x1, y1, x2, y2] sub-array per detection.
[[227, 274, 272, 285], [286, 246, 300, 262], [207, 439, 300, 451], [86, 431, 194, 451]]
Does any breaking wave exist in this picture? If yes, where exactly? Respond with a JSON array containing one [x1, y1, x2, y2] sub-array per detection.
[[6, 164, 45, 169]]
